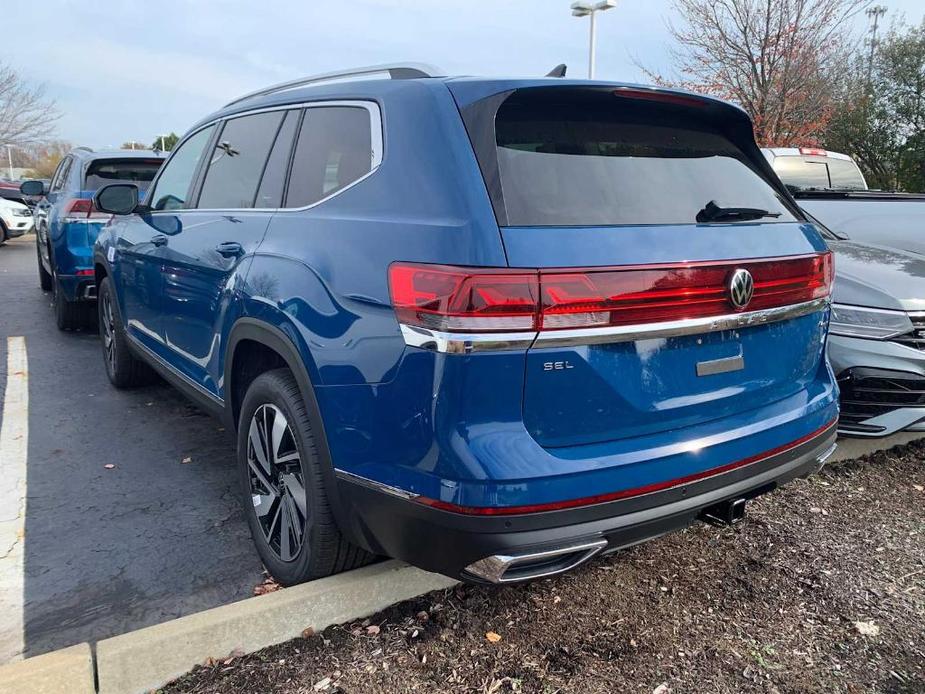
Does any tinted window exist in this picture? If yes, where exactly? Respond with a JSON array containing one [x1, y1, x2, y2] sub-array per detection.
[[254, 110, 299, 208], [773, 158, 830, 189], [83, 159, 162, 191], [286, 107, 372, 208], [772, 156, 867, 191], [198, 111, 283, 209], [149, 125, 215, 211], [50, 157, 72, 193], [492, 91, 796, 227]]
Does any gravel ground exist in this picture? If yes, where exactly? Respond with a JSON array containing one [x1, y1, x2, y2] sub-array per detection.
[[165, 441, 925, 694]]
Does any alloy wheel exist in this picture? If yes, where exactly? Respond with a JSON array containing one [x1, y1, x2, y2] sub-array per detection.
[[246, 404, 307, 562], [101, 291, 116, 369]]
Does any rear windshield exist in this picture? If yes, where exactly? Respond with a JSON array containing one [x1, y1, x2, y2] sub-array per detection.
[[771, 156, 867, 191], [492, 91, 797, 227], [83, 159, 162, 191]]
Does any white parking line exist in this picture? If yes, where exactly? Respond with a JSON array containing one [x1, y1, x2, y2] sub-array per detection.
[[0, 336, 28, 663]]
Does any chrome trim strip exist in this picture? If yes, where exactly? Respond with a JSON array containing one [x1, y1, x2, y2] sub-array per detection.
[[817, 442, 838, 466], [401, 298, 829, 353], [399, 324, 537, 354], [464, 539, 608, 584], [334, 469, 420, 501], [533, 298, 829, 349], [125, 333, 225, 406]]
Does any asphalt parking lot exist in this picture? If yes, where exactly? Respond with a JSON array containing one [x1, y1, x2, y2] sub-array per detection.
[[0, 235, 263, 658]]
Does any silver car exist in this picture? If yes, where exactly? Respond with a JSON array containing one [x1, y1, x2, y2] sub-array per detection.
[[828, 239, 925, 436]]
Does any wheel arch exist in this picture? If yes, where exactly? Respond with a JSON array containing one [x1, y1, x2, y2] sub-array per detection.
[[224, 318, 359, 544]]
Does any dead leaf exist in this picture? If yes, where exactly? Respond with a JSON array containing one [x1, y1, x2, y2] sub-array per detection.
[[366, 625, 380, 635], [103, 464, 115, 470], [914, 484, 924, 492], [301, 627, 315, 639], [313, 676, 332, 691], [253, 578, 282, 596], [486, 631, 502, 643], [181, 456, 193, 464], [653, 684, 671, 694], [853, 621, 880, 637]]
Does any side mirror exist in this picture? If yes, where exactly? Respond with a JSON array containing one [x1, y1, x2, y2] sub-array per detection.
[[94, 184, 139, 215], [19, 180, 46, 196]]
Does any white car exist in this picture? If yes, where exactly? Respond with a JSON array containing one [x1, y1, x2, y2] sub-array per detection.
[[0, 196, 34, 244]]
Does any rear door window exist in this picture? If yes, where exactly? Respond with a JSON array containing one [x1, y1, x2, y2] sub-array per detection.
[[490, 90, 797, 227], [285, 106, 373, 208], [198, 111, 284, 209], [50, 157, 72, 193], [254, 110, 299, 208], [149, 125, 215, 211], [83, 159, 163, 191]]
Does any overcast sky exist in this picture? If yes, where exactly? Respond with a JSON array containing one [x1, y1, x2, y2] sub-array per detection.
[[5, 0, 923, 149]]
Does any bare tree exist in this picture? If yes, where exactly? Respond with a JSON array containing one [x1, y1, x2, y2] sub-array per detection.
[[654, 0, 869, 145], [0, 62, 59, 147]]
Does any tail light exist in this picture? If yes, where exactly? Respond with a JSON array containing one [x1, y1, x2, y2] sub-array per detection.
[[63, 198, 110, 221], [799, 147, 828, 157], [389, 253, 832, 334]]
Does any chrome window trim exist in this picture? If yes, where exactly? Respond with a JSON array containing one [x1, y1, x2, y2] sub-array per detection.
[[400, 298, 829, 353], [145, 100, 383, 215]]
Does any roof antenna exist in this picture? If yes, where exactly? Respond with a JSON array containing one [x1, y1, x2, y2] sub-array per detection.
[[546, 64, 567, 78]]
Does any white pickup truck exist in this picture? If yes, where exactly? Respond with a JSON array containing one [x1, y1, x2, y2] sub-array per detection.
[[763, 147, 925, 255]]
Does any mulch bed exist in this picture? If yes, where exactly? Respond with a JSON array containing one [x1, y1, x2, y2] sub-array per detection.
[[164, 441, 925, 693]]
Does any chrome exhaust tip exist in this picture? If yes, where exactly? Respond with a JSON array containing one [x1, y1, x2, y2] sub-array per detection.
[[464, 539, 608, 584]]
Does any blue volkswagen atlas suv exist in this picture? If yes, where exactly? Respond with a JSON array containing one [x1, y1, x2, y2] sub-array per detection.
[[92, 65, 839, 585], [20, 148, 164, 329]]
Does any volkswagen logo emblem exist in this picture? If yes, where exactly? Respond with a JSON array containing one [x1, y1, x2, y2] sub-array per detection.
[[728, 268, 754, 309]]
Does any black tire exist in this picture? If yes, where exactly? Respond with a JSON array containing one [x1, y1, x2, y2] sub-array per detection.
[[0, 222, 7, 246], [37, 242, 52, 290], [237, 368, 373, 585], [52, 268, 91, 331], [98, 276, 151, 387]]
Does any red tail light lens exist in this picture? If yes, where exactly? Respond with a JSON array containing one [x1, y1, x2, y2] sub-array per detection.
[[799, 147, 828, 157], [63, 198, 109, 220], [390, 253, 832, 334], [63, 198, 93, 219], [389, 264, 539, 332]]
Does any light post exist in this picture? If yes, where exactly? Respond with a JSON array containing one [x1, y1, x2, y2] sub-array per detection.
[[4, 144, 15, 181], [570, 0, 617, 79]]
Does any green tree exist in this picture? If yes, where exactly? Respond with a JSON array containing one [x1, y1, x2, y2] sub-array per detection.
[[151, 132, 179, 152], [824, 20, 925, 191]]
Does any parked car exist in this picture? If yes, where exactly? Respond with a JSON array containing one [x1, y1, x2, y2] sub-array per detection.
[[92, 65, 838, 585], [763, 147, 868, 191], [795, 189, 925, 255], [20, 148, 164, 329], [0, 196, 34, 244]]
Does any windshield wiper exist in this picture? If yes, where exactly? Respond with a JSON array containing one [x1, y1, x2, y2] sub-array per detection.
[[696, 200, 783, 223]]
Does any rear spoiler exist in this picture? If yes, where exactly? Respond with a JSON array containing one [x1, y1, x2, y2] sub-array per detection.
[[791, 189, 925, 201]]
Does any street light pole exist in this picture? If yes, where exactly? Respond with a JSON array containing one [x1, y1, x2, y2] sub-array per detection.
[[571, 1, 617, 79], [5, 145, 13, 181]]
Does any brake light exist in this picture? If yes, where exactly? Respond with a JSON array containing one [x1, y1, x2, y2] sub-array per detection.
[[75, 269, 95, 276], [612, 87, 708, 108], [388, 264, 539, 332], [389, 254, 832, 334], [799, 147, 828, 157], [63, 198, 110, 221]]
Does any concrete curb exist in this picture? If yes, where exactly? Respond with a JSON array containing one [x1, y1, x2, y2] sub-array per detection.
[[0, 560, 456, 694], [0, 643, 95, 694], [95, 560, 457, 694]]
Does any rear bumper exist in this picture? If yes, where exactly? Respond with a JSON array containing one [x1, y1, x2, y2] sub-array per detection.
[[829, 334, 925, 437], [335, 421, 837, 582], [57, 274, 97, 302]]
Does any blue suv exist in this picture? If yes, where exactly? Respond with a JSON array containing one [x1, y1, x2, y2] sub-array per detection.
[[20, 148, 164, 329], [92, 64, 839, 585]]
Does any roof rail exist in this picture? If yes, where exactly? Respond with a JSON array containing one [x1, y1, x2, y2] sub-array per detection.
[[224, 62, 444, 108], [73, 146, 93, 153]]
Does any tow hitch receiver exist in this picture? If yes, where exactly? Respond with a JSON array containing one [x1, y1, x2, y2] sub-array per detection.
[[699, 498, 747, 527]]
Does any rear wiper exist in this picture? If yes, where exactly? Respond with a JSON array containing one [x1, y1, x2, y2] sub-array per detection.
[[696, 200, 783, 223]]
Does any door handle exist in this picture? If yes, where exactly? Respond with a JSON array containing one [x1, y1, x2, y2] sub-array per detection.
[[215, 241, 244, 257], [151, 234, 168, 247]]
